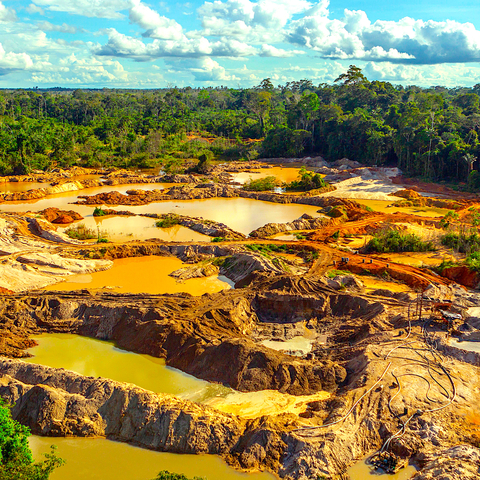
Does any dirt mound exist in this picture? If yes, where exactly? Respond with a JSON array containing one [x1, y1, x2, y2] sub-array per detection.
[[41, 207, 83, 224]]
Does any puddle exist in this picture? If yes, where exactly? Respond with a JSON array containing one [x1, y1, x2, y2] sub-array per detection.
[[0, 181, 52, 193], [30, 436, 276, 480], [42, 256, 231, 295], [261, 336, 314, 355], [347, 457, 416, 480]]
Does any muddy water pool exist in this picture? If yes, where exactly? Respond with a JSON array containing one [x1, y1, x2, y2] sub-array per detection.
[[231, 166, 302, 185], [347, 457, 416, 480], [0, 183, 322, 237], [25, 333, 330, 418], [30, 436, 276, 480], [43, 256, 232, 295]]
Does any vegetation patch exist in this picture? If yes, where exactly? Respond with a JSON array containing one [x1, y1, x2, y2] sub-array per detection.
[[366, 229, 435, 253], [243, 176, 279, 191], [0, 398, 64, 479], [93, 207, 106, 216], [155, 215, 180, 228], [326, 269, 351, 278], [284, 167, 329, 192], [64, 223, 97, 240]]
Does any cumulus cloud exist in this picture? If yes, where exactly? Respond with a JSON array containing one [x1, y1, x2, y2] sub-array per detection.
[[259, 44, 305, 57], [37, 21, 80, 34], [166, 57, 237, 81], [0, 1, 16, 22], [31, 0, 132, 19], [195, 0, 312, 42], [287, 1, 480, 63], [129, 0, 183, 40], [94, 28, 256, 60], [26, 3, 45, 15], [0, 43, 33, 75]]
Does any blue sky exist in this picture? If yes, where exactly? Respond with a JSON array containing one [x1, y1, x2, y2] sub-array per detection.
[[1, 0, 480, 88]]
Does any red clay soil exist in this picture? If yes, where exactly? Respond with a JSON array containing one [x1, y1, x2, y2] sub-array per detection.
[[302, 241, 452, 290], [440, 266, 480, 288], [392, 175, 478, 199], [308, 212, 439, 242]]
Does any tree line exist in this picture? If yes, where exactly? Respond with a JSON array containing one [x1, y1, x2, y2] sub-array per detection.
[[1, 66, 480, 189]]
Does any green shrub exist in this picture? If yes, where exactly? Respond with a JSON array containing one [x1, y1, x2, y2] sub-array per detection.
[[156, 216, 180, 228], [366, 230, 435, 253], [0, 398, 64, 479], [441, 231, 480, 253], [64, 223, 97, 240], [326, 269, 351, 278], [284, 167, 328, 192], [93, 207, 106, 216], [211, 236, 225, 242], [243, 176, 279, 191], [152, 471, 205, 480]]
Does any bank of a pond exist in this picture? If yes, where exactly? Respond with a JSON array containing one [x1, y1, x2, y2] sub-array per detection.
[[25, 333, 331, 418], [42, 256, 231, 295], [30, 436, 277, 480]]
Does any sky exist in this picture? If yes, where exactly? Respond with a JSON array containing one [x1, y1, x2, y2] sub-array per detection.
[[1, 0, 480, 88]]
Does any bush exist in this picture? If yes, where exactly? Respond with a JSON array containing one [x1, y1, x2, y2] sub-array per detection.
[[93, 207, 106, 216], [284, 167, 328, 192], [366, 230, 435, 253], [64, 223, 97, 240], [152, 472, 205, 480], [243, 176, 279, 191], [441, 231, 480, 253], [156, 216, 180, 228], [0, 398, 64, 479]]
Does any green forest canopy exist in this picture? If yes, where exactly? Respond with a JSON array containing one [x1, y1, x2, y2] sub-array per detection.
[[1, 66, 480, 189]]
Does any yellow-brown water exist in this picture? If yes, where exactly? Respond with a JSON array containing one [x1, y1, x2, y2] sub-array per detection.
[[358, 199, 450, 218], [61, 215, 210, 243], [347, 457, 416, 480], [25, 333, 330, 418], [30, 436, 276, 480], [0, 183, 321, 237], [0, 181, 51, 193], [43, 256, 232, 295], [232, 166, 302, 185], [25, 334, 230, 402]]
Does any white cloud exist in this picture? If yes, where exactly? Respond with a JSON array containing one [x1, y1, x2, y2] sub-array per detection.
[[37, 21, 79, 34], [196, 0, 311, 42], [31, 0, 132, 19], [0, 43, 33, 75], [166, 57, 237, 81], [0, 1, 16, 22], [26, 3, 45, 15], [94, 28, 257, 60], [287, 1, 480, 63], [129, 0, 183, 39], [259, 44, 304, 57]]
